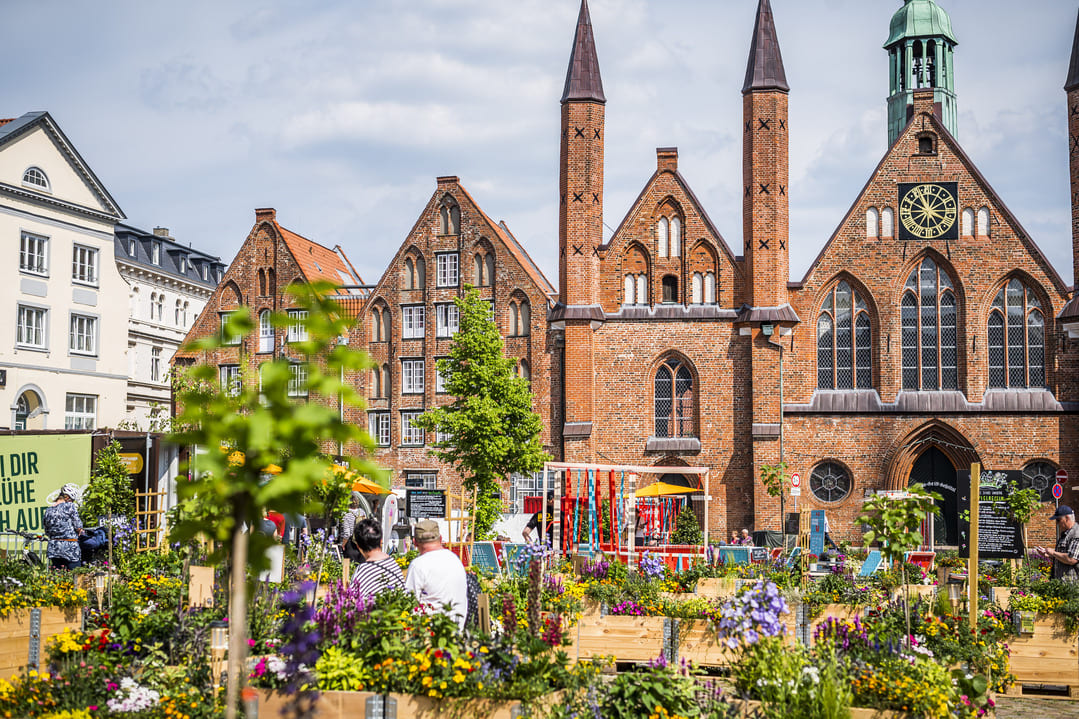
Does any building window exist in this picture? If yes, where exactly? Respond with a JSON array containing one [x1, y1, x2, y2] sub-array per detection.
[[19, 232, 48, 275], [402, 305, 425, 339], [71, 245, 99, 285], [14, 391, 43, 431], [179, 255, 188, 274], [809, 462, 852, 503], [654, 357, 694, 438], [150, 293, 163, 322], [69, 314, 97, 355], [518, 359, 531, 382], [435, 359, 449, 393], [404, 258, 415, 289], [175, 300, 182, 325], [866, 207, 879, 239], [258, 310, 273, 352], [368, 412, 390, 446], [817, 280, 872, 390], [961, 207, 974, 237], [439, 198, 460, 235], [512, 301, 530, 335], [435, 429, 452, 445], [401, 359, 424, 394], [151, 242, 161, 265], [690, 272, 717, 304], [202, 264, 209, 281], [510, 472, 543, 514], [22, 167, 49, 191], [16, 305, 47, 349], [977, 207, 990, 237], [436, 303, 459, 337], [220, 312, 241, 346], [485, 254, 494, 286], [287, 310, 308, 343], [624, 273, 648, 305], [64, 394, 96, 430], [288, 363, 308, 397], [657, 216, 681, 258], [661, 275, 678, 303], [988, 279, 1044, 389], [1022, 461, 1057, 503], [401, 411, 425, 446], [436, 253, 459, 287], [881, 207, 895, 238], [901, 257, 958, 391], [128, 239, 137, 256], [220, 365, 241, 396], [405, 472, 437, 489], [151, 347, 162, 383]]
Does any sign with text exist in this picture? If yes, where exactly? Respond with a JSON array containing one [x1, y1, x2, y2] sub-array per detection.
[[406, 488, 446, 519], [957, 469, 1024, 559], [0, 434, 91, 533], [809, 510, 826, 558]]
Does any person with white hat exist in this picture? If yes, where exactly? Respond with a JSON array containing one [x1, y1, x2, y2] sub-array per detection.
[[404, 519, 467, 628], [43, 483, 84, 569], [1033, 505, 1079, 583]]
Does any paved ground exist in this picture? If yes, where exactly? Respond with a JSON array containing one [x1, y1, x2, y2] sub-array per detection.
[[994, 696, 1079, 718]]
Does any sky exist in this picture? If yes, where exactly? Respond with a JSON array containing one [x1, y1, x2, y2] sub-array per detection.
[[4, 0, 1078, 288]]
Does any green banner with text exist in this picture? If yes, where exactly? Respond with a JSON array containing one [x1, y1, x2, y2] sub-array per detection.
[[0, 434, 91, 533]]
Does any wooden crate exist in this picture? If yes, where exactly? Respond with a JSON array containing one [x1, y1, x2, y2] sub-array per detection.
[[807, 604, 863, 646], [0, 607, 81, 679], [1008, 615, 1079, 689], [674, 619, 731, 667], [695, 578, 737, 598], [257, 689, 556, 719], [566, 614, 666, 663]]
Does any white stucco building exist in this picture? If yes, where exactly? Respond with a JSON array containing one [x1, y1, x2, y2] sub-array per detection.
[[0, 112, 128, 431], [114, 223, 224, 429]]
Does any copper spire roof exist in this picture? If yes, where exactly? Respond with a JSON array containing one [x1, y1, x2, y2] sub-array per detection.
[[561, 0, 605, 104], [1067, 8, 1079, 92], [742, 0, 789, 95]]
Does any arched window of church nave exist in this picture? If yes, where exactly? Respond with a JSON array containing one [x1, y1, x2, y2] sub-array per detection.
[[977, 207, 990, 238], [866, 207, 880, 239], [657, 217, 669, 258], [881, 208, 895, 238], [961, 208, 974, 237], [901, 257, 958, 391], [988, 278, 1045, 389], [816, 281, 872, 390], [654, 357, 695, 439]]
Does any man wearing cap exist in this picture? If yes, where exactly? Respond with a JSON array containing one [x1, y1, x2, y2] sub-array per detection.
[[404, 519, 468, 628], [1033, 505, 1079, 583]]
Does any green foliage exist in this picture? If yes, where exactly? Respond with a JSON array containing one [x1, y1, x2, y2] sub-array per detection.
[[600, 665, 705, 719], [731, 637, 852, 719], [759, 462, 788, 499], [857, 485, 941, 565], [670, 504, 702, 545], [82, 441, 135, 526], [413, 287, 549, 538], [1004, 481, 1042, 528]]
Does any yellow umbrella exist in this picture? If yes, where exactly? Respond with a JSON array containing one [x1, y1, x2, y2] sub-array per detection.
[[634, 481, 700, 498], [353, 477, 391, 495]]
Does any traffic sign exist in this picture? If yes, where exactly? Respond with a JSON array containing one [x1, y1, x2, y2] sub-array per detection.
[[1056, 468, 1069, 484], [1053, 483, 1064, 500], [791, 487, 801, 497], [791, 472, 801, 488]]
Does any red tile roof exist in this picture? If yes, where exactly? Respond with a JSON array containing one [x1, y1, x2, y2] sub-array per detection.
[[276, 223, 363, 288], [0, 119, 13, 128]]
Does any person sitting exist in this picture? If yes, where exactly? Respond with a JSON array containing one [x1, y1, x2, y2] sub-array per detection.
[[404, 519, 467, 629], [44, 484, 84, 570], [350, 518, 405, 597], [740, 528, 753, 546], [729, 530, 740, 545]]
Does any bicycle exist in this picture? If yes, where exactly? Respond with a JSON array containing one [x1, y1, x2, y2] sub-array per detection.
[[0, 529, 47, 569]]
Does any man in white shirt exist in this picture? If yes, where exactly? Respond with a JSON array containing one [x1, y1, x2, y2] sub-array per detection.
[[404, 519, 468, 628]]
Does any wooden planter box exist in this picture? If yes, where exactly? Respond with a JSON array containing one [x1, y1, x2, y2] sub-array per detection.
[[673, 618, 730, 667], [889, 584, 937, 603], [565, 614, 666, 663], [695, 578, 737, 598], [257, 688, 557, 719], [807, 603, 863, 645], [0, 607, 81, 679], [739, 700, 906, 718], [1008, 614, 1079, 690]]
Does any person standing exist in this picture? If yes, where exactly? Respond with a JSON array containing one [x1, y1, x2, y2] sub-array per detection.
[[404, 519, 467, 629], [523, 493, 555, 545], [350, 518, 405, 597], [43, 484, 84, 570], [339, 491, 366, 560], [1033, 505, 1079, 582]]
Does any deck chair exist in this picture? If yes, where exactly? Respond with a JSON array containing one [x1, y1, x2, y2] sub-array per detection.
[[783, 546, 801, 571], [858, 549, 883, 577]]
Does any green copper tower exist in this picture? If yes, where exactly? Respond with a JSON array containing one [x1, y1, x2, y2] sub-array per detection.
[[884, 0, 958, 146]]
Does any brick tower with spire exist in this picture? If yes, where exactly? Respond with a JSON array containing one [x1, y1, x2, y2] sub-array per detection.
[[554, 0, 606, 462]]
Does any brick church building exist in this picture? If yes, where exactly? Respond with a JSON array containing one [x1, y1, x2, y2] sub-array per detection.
[[551, 0, 1079, 544]]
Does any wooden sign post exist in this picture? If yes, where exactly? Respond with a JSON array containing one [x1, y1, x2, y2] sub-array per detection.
[[968, 463, 980, 632]]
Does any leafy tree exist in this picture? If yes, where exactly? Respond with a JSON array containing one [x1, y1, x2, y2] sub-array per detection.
[[759, 462, 789, 535], [671, 504, 703, 545], [168, 282, 383, 719], [83, 441, 136, 526], [413, 286, 549, 538], [1004, 481, 1042, 563]]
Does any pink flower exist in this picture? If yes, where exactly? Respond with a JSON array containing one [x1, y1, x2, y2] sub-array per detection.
[[107, 682, 118, 691], [248, 639, 256, 648]]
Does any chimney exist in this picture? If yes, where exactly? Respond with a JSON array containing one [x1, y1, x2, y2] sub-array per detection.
[[656, 147, 678, 173], [153, 227, 170, 238], [436, 176, 459, 187], [255, 208, 276, 222]]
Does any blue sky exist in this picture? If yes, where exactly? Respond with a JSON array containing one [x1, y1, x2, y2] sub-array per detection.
[[4, 0, 1077, 287]]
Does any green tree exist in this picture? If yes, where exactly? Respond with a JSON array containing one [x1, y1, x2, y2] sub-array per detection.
[[413, 286, 549, 538], [1004, 481, 1042, 565], [670, 504, 703, 545], [168, 282, 383, 719], [759, 461, 789, 535], [83, 441, 136, 526]]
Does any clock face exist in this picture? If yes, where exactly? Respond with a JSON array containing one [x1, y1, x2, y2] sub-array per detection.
[[897, 182, 959, 241]]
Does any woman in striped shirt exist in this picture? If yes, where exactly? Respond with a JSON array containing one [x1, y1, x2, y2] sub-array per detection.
[[349, 518, 405, 597]]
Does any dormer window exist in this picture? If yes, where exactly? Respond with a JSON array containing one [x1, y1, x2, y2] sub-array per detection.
[[179, 256, 187, 274], [22, 167, 49, 191], [202, 264, 209, 281], [128, 239, 137, 256], [152, 241, 161, 265]]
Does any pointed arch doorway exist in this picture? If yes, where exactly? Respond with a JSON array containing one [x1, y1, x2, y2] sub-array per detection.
[[908, 448, 957, 545]]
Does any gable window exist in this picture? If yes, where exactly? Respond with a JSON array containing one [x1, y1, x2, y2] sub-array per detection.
[[977, 207, 990, 237], [64, 394, 96, 430], [401, 411, 425, 446], [402, 305, 425, 339], [69, 314, 97, 355], [220, 312, 241, 346], [71, 245, 99, 285], [436, 303, 459, 337], [22, 167, 49, 191], [371, 307, 388, 341], [258, 310, 273, 353], [517, 300, 530, 335], [961, 207, 974, 237], [988, 278, 1044, 389], [178, 255, 188, 274], [16, 305, 47, 349], [657, 217, 669, 257], [439, 198, 461, 235], [436, 253, 459, 287], [287, 309, 308, 343], [624, 273, 648, 305], [917, 133, 936, 155], [817, 281, 872, 390], [368, 412, 390, 446], [128, 239, 137, 257], [20, 232, 48, 275], [866, 207, 879, 239], [881, 208, 895, 238], [661, 275, 678, 303], [901, 257, 958, 391], [654, 357, 694, 438], [401, 358, 424, 394], [691, 272, 717, 304]]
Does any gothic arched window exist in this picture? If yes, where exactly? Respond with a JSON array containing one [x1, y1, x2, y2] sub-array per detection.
[[817, 280, 872, 389], [654, 358, 694, 438], [901, 257, 958, 390], [988, 278, 1045, 388]]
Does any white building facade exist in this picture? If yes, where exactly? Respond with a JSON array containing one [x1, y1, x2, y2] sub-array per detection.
[[114, 224, 223, 429], [0, 112, 128, 431]]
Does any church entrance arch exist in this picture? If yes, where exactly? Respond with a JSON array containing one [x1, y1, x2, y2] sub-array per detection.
[[908, 448, 957, 545]]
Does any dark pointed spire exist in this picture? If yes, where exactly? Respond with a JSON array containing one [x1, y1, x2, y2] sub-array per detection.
[[742, 0, 789, 95], [1066, 8, 1079, 92], [562, 0, 606, 104]]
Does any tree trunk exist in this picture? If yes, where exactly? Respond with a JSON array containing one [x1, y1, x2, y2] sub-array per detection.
[[225, 528, 249, 719]]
